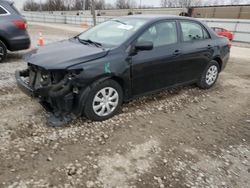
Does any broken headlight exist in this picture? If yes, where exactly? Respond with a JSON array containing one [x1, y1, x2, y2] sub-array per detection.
[[67, 69, 83, 80], [39, 71, 51, 86]]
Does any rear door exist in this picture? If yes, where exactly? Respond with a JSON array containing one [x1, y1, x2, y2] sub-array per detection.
[[175, 20, 214, 83], [131, 20, 182, 95]]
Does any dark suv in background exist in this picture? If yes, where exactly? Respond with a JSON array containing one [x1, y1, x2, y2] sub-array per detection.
[[0, 0, 30, 62]]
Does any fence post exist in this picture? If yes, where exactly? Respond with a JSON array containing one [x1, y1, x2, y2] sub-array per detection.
[[238, 7, 242, 19], [233, 21, 239, 40], [91, 0, 96, 26]]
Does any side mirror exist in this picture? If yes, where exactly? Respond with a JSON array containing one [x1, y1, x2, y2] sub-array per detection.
[[135, 41, 153, 51]]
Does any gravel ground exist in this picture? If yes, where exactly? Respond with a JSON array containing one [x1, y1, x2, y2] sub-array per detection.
[[0, 24, 250, 188]]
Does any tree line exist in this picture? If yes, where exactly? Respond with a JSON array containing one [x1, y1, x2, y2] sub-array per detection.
[[23, 0, 138, 11], [23, 0, 247, 11], [161, 0, 243, 7], [23, 0, 108, 11]]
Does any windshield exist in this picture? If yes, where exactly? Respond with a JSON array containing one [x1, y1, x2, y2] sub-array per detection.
[[78, 18, 147, 48]]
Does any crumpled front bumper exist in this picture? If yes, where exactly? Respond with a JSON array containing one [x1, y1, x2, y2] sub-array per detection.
[[15, 70, 37, 97], [15, 69, 55, 98], [15, 68, 90, 126]]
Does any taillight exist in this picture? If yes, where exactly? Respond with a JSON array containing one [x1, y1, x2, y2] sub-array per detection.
[[13, 21, 26, 30]]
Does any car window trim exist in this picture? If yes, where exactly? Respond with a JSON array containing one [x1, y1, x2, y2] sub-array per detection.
[[134, 19, 180, 49], [0, 5, 10, 16], [178, 20, 211, 43], [202, 27, 210, 40]]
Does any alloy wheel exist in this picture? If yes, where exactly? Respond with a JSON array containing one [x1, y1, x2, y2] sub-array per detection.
[[206, 65, 218, 85]]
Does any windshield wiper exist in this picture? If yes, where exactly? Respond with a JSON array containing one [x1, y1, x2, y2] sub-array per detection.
[[78, 38, 102, 48]]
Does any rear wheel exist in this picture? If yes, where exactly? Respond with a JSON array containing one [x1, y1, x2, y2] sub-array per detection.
[[0, 40, 7, 63], [197, 60, 220, 89], [84, 79, 123, 121]]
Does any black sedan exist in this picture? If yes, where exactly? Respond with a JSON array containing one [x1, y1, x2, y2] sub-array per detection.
[[16, 15, 230, 126]]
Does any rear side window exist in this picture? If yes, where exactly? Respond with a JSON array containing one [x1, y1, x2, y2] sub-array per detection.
[[0, 6, 8, 15], [180, 21, 210, 41], [138, 21, 178, 47]]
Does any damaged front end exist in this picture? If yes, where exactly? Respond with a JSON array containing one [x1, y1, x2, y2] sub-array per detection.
[[16, 64, 86, 126]]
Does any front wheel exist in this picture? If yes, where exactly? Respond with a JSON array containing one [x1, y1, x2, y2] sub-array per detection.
[[197, 60, 220, 89], [0, 40, 7, 63], [84, 79, 123, 121]]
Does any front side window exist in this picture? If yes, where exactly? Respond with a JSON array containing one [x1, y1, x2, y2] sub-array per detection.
[[78, 18, 147, 48], [180, 21, 210, 41], [137, 21, 178, 47]]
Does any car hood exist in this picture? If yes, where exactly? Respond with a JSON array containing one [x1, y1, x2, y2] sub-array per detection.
[[26, 38, 109, 70]]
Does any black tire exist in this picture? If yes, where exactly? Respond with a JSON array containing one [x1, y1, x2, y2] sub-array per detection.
[[197, 60, 220, 89], [0, 40, 7, 63], [84, 79, 123, 121]]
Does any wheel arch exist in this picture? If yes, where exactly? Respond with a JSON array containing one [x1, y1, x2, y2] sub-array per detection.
[[213, 56, 223, 72], [79, 75, 125, 121], [0, 35, 9, 50], [91, 75, 128, 101]]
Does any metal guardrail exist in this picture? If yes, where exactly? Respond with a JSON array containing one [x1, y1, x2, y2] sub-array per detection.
[[23, 12, 250, 43], [201, 18, 250, 43], [23, 12, 113, 25]]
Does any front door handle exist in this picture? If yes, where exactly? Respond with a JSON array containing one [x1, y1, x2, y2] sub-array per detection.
[[173, 50, 181, 56]]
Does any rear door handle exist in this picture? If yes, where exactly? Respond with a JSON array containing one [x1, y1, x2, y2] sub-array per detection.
[[207, 44, 212, 49], [173, 50, 181, 56]]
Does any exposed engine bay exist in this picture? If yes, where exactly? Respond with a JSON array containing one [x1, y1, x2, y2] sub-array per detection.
[[17, 64, 85, 126]]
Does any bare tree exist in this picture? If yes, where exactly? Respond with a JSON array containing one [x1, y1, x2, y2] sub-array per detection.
[[179, 0, 205, 7], [39, 0, 66, 11], [53, 0, 66, 10], [23, 0, 98, 11], [64, 0, 75, 10], [116, 0, 136, 9], [72, 0, 83, 10], [23, 0, 40, 11], [161, 0, 178, 7], [84, 0, 91, 10], [229, 0, 240, 5], [129, 0, 137, 8], [96, 0, 105, 10], [178, 0, 191, 7], [105, 3, 115, 9], [116, 0, 128, 9]]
